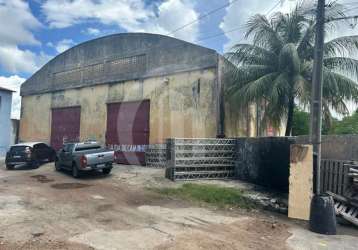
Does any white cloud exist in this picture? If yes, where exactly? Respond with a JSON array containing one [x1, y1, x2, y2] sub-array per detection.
[[84, 27, 101, 36], [0, 45, 52, 74], [0, 75, 26, 119], [42, 0, 199, 42], [220, 0, 298, 52], [220, 0, 358, 52], [0, 0, 51, 74], [0, 0, 42, 47], [51, 39, 76, 53]]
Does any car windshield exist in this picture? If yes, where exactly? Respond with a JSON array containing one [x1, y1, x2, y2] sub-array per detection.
[[10, 146, 28, 154]]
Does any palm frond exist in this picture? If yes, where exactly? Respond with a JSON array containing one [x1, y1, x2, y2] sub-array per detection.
[[225, 65, 274, 92], [297, 20, 315, 60], [324, 35, 358, 57], [226, 43, 277, 66], [279, 43, 301, 74], [229, 72, 279, 106], [323, 70, 358, 102], [245, 14, 284, 53], [324, 57, 358, 80]]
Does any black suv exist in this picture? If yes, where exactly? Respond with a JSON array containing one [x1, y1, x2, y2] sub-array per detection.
[[5, 142, 56, 170]]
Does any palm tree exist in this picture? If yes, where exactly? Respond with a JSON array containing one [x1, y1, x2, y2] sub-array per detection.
[[226, 1, 358, 136]]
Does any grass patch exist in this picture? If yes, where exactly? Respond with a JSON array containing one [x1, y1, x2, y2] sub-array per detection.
[[151, 183, 254, 209]]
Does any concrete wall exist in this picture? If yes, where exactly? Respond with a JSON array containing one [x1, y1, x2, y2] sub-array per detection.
[[21, 33, 218, 96], [296, 135, 358, 160], [19, 68, 219, 145], [0, 90, 12, 156], [235, 137, 297, 192], [288, 144, 313, 220], [10, 119, 19, 145]]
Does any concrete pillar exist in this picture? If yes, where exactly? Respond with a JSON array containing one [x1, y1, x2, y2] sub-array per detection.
[[288, 144, 313, 220]]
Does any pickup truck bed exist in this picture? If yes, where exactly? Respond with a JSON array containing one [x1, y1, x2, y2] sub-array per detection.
[[55, 142, 114, 178]]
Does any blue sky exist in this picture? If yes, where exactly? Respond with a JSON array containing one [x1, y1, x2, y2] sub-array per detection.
[[0, 0, 357, 119]]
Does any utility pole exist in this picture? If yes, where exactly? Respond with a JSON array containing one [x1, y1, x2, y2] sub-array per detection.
[[309, 0, 336, 235], [310, 0, 325, 195]]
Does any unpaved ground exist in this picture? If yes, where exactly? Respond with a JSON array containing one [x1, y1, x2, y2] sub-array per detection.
[[0, 160, 357, 250]]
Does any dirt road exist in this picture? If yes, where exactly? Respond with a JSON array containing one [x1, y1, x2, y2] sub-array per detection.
[[0, 160, 357, 250]]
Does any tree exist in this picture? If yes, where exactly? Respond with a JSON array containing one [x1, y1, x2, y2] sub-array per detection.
[[330, 110, 358, 134], [292, 107, 333, 135], [226, 2, 358, 136], [292, 107, 310, 135]]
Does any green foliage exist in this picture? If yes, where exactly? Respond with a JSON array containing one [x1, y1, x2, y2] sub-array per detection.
[[226, 2, 358, 135], [292, 108, 310, 135], [330, 111, 358, 134], [291, 107, 334, 135], [151, 183, 254, 209]]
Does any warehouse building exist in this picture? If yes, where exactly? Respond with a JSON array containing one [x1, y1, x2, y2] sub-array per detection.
[[19, 33, 270, 164]]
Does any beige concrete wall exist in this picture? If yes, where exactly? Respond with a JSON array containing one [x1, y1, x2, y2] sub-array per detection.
[[20, 94, 52, 143], [224, 101, 286, 137], [19, 68, 218, 145], [288, 144, 313, 221], [224, 104, 254, 137]]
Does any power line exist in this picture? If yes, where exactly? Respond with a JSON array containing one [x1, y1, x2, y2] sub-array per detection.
[[343, 6, 358, 13], [195, 25, 246, 43], [166, 0, 240, 36], [326, 14, 358, 22], [340, 1, 358, 6], [266, 0, 281, 16]]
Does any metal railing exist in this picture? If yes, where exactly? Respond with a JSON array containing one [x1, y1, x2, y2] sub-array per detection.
[[145, 144, 166, 168], [165, 138, 236, 181]]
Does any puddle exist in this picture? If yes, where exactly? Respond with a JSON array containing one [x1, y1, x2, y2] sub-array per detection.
[[51, 183, 91, 189], [30, 175, 54, 183]]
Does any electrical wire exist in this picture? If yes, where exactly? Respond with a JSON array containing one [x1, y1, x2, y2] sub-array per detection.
[[166, 0, 240, 36], [266, 0, 281, 16]]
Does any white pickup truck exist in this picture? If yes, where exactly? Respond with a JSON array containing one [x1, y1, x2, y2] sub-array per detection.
[[55, 141, 114, 178]]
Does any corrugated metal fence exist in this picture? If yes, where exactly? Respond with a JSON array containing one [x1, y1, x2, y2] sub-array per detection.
[[320, 159, 356, 195]]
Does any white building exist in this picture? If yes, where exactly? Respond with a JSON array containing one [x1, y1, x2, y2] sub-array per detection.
[[0, 86, 14, 156]]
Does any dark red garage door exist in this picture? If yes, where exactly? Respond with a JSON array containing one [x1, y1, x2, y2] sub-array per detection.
[[106, 100, 150, 165], [50, 107, 81, 150]]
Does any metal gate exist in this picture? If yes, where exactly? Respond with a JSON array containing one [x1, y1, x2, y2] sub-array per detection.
[[106, 100, 150, 165], [50, 106, 81, 150]]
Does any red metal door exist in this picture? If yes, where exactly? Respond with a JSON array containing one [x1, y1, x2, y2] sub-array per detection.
[[50, 107, 81, 150], [106, 100, 150, 165]]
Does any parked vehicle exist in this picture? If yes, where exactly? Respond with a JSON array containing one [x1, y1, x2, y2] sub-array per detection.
[[55, 141, 114, 178], [5, 142, 56, 170]]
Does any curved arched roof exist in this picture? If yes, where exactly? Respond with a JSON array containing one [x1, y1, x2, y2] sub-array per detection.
[[21, 33, 219, 96]]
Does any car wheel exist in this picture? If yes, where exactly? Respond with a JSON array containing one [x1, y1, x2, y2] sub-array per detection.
[[102, 168, 112, 175], [72, 164, 81, 178], [5, 164, 14, 170], [55, 159, 61, 171]]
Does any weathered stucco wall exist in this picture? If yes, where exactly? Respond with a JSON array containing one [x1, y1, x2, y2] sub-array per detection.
[[19, 68, 218, 145], [288, 144, 313, 221], [235, 137, 297, 191], [296, 135, 358, 160], [20, 94, 51, 143]]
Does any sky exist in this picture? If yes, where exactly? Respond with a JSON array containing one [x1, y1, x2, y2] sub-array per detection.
[[0, 0, 357, 119]]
